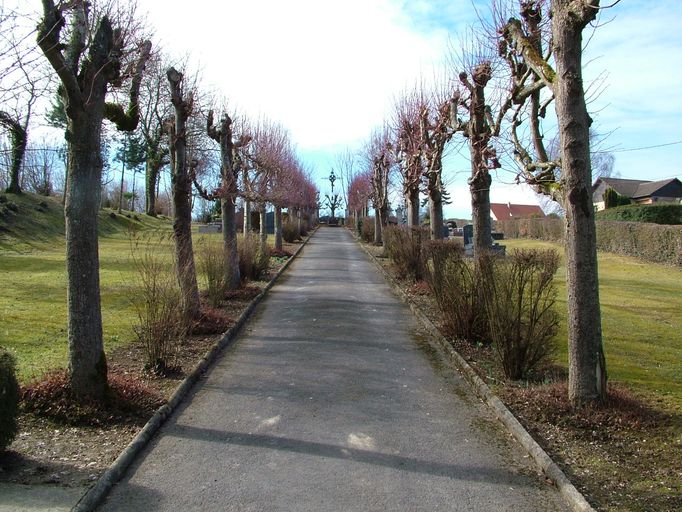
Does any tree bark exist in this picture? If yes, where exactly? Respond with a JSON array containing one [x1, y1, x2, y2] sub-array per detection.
[[466, 62, 493, 255], [167, 67, 200, 321], [274, 205, 283, 251], [259, 203, 268, 249], [552, 0, 606, 405], [64, 105, 107, 399], [470, 170, 492, 252], [406, 186, 420, 227], [145, 159, 162, 216], [243, 199, 252, 233], [427, 173, 444, 240], [373, 212, 382, 245], [221, 195, 240, 289]]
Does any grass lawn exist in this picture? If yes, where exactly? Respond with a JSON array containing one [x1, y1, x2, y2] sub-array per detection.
[[0, 193, 278, 382], [503, 238, 682, 411]]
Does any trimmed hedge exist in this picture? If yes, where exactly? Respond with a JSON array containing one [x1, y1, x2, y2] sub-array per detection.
[[495, 218, 564, 241], [497, 217, 682, 265], [595, 204, 682, 225], [596, 221, 682, 265], [0, 349, 20, 451]]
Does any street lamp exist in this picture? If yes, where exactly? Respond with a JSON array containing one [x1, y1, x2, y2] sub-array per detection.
[[324, 169, 342, 224]]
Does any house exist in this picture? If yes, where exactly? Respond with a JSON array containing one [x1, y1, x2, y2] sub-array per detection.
[[592, 177, 682, 211], [490, 202, 545, 221]]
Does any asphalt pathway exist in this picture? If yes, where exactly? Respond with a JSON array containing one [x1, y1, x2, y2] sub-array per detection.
[[98, 227, 567, 511]]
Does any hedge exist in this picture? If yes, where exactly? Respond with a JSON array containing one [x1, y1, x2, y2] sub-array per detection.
[[496, 218, 682, 266], [595, 204, 682, 225]]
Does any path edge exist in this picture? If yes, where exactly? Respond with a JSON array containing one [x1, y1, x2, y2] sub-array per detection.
[[71, 231, 315, 512], [357, 238, 595, 512]]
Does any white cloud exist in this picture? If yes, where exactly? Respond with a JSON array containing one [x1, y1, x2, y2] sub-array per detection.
[[139, 0, 451, 150]]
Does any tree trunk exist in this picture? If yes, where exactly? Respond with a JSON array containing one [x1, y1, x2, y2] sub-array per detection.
[[168, 68, 200, 321], [552, 0, 606, 405], [470, 171, 492, 254], [406, 186, 420, 227], [259, 203, 268, 249], [373, 211, 382, 245], [468, 62, 493, 255], [65, 112, 108, 399], [0, 112, 26, 194], [427, 173, 444, 240], [221, 195, 240, 290], [274, 205, 283, 251], [145, 159, 161, 216], [243, 199, 252, 233]]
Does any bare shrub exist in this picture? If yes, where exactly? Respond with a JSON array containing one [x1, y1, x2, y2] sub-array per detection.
[[239, 234, 271, 281], [360, 216, 375, 243], [482, 249, 560, 380], [129, 233, 185, 375], [383, 225, 428, 281], [282, 220, 300, 243], [196, 236, 227, 307], [422, 240, 489, 343]]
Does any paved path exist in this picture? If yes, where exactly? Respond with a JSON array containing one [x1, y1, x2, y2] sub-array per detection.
[[99, 227, 567, 511]]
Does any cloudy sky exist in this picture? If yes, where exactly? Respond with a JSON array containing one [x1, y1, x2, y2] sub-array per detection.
[[17, 0, 682, 218]]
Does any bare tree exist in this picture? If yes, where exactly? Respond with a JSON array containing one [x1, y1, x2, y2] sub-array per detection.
[[500, 0, 607, 405], [393, 87, 425, 227], [166, 66, 201, 321], [204, 107, 249, 289], [22, 137, 62, 195], [37, 0, 151, 400], [138, 52, 171, 216], [0, 4, 52, 194], [419, 83, 461, 240], [364, 126, 392, 245]]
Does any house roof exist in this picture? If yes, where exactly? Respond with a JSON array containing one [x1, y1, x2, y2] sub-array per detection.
[[594, 177, 682, 199], [596, 178, 649, 197], [490, 203, 545, 220], [631, 178, 681, 198]]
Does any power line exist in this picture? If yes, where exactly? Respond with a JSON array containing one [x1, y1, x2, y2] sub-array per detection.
[[609, 139, 682, 153]]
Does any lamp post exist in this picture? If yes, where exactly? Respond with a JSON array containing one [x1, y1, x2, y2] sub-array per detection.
[[324, 169, 342, 223]]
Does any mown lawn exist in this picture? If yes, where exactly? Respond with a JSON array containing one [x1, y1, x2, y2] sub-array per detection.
[[503, 238, 682, 411], [0, 194, 275, 382]]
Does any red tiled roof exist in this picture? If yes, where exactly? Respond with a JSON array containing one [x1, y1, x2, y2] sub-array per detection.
[[490, 203, 545, 220]]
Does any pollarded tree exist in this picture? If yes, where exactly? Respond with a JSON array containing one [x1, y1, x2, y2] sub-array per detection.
[[419, 83, 461, 240], [364, 126, 392, 245], [204, 107, 250, 289], [166, 66, 201, 321], [393, 87, 425, 228], [37, 0, 151, 400], [499, 0, 607, 405]]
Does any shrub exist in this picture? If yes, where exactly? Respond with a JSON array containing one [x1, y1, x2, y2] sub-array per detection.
[[596, 203, 682, 225], [422, 240, 489, 343], [383, 225, 428, 281], [361, 216, 375, 243], [239, 234, 271, 281], [282, 220, 300, 243], [482, 249, 560, 380], [129, 234, 184, 375], [197, 237, 227, 307], [0, 349, 20, 451], [596, 221, 682, 265]]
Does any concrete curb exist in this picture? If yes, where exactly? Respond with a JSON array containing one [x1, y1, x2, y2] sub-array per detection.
[[72, 232, 315, 512], [357, 239, 595, 512]]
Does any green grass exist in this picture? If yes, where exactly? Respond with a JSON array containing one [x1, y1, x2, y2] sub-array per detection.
[[503, 238, 682, 410], [0, 193, 280, 382]]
